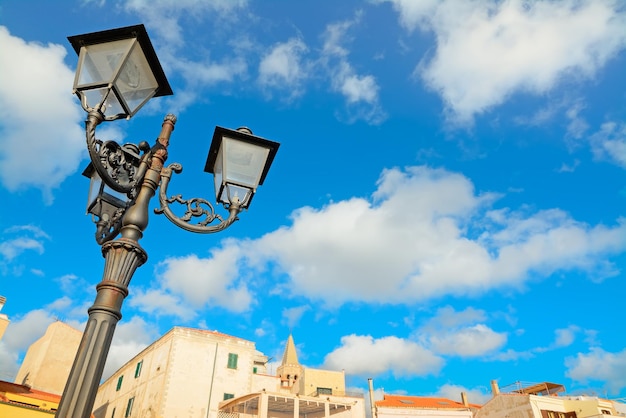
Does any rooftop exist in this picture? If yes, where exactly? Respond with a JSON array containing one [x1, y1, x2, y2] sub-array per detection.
[[376, 394, 478, 409]]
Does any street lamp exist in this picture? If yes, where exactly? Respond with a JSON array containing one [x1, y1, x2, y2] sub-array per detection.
[[57, 24, 279, 418]]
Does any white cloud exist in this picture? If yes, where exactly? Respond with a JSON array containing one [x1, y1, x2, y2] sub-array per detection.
[[553, 325, 580, 348], [144, 244, 253, 316], [566, 347, 626, 394], [589, 121, 626, 168], [0, 27, 84, 201], [418, 306, 507, 357], [435, 383, 491, 405], [123, 0, 248, 47], [323, 334, 443, 377], [128, 288, 197, 320], [338, 65, 379, 104], [282, 305, 310, 329], [154, 166, 625, 310], [259, 38, 309, 98], [428, 325, 506, 357], [377, 0, 626, 124], [321, 15, 386, 124], [0, 238, 44, 261], [0, 225, 50, 276], [175, 57, 248, 86]]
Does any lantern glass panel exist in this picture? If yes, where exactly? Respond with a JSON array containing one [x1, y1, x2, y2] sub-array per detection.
[[83, 87, 125, 117], [86, 170, 128, 215], [75, 39, 134, 88], [114, 43, 159, 116], [222, 184, 253, 207], [222, 137, 271, 188], [86, 171, 104, 213], [213, 145, 224, 203]]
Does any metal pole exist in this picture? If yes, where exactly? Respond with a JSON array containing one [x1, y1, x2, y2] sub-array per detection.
[[55, 115, 176, 418]]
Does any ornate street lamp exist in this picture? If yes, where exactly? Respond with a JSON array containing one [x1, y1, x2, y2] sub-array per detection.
[[57, 25, 279, 418]]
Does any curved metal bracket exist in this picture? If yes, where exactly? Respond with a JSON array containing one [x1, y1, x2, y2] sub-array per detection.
[[85, 110, 150, 195], [155, 163, 242, 233]]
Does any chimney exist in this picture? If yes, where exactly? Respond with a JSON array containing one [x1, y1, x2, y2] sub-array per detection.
[[0, 296, 5, 311], [368, 378, 377, 418], [491, 380, 500, 397], [461, 392, 469, 407]]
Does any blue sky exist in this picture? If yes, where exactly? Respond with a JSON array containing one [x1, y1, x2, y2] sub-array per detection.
[[1, 0, 625, 404]]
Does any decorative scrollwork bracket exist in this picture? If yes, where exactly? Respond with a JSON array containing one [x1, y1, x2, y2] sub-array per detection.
[[155, 163, 242, 233]]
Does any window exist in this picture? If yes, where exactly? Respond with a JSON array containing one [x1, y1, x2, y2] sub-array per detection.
[[125, 397, 135, 417], [111, 407, 116, 418], [317, 387, 332, 395], [227, 353, 238, 369], [224, 393, 235, 400], [116, 375, 124, 391], [253, 367, 258, 374], [134, 360, 143, 378]]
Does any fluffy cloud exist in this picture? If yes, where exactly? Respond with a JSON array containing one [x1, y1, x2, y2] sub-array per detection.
[[148, 165, 625, 314], [418, 307, 507, 357], [0, 27, 84, 201], [376, 0, 626, 123], [282, 305, 310, 329], [435, 383, 491, 405], [552, 325, 580, 348], [323, 334, 444, 377], [259, 38, 309, 98], [566, 347, 626, 394], [134, 244, 253, 316], [589, 121, 626, 168], [0, 225, 50, 276], [123, 0, 249, 48], [322, 307, 510, 379], [321, 15, 386, 124], [253, 166, 624, 305]]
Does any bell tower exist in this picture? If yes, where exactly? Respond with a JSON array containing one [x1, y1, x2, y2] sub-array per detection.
[[277, 334, 304, 392]]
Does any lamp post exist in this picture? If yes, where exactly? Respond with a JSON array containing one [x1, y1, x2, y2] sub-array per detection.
[[56, 25, 279, 418]]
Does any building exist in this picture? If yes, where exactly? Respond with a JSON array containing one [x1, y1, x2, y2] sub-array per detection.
[[220, 334, 362, 418], [374, 393, 476, 418], [217, 334, 365, 418], [0, 379, 61, 417], [0, 296, 9, 342], [92, 328, 362, 418], [14, 321, 82, 395], [93, 327, 270, 418], [475, 381, 626, 418], [218, 390, 365, 418], [277, 333, 347, 397]]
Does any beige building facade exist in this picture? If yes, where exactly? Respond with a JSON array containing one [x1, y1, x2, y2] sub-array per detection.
[[277, 334, 346, 397], [93, 327, 270, 418], [219, 334, 363, 418], [0, 296, 9, 343], [476, 381, 626, 418], [92, 329, 362, 418], [14, 321, 82, 395]]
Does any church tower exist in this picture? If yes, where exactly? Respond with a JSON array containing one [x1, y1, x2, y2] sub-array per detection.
[[276, 334, 304, 392]]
